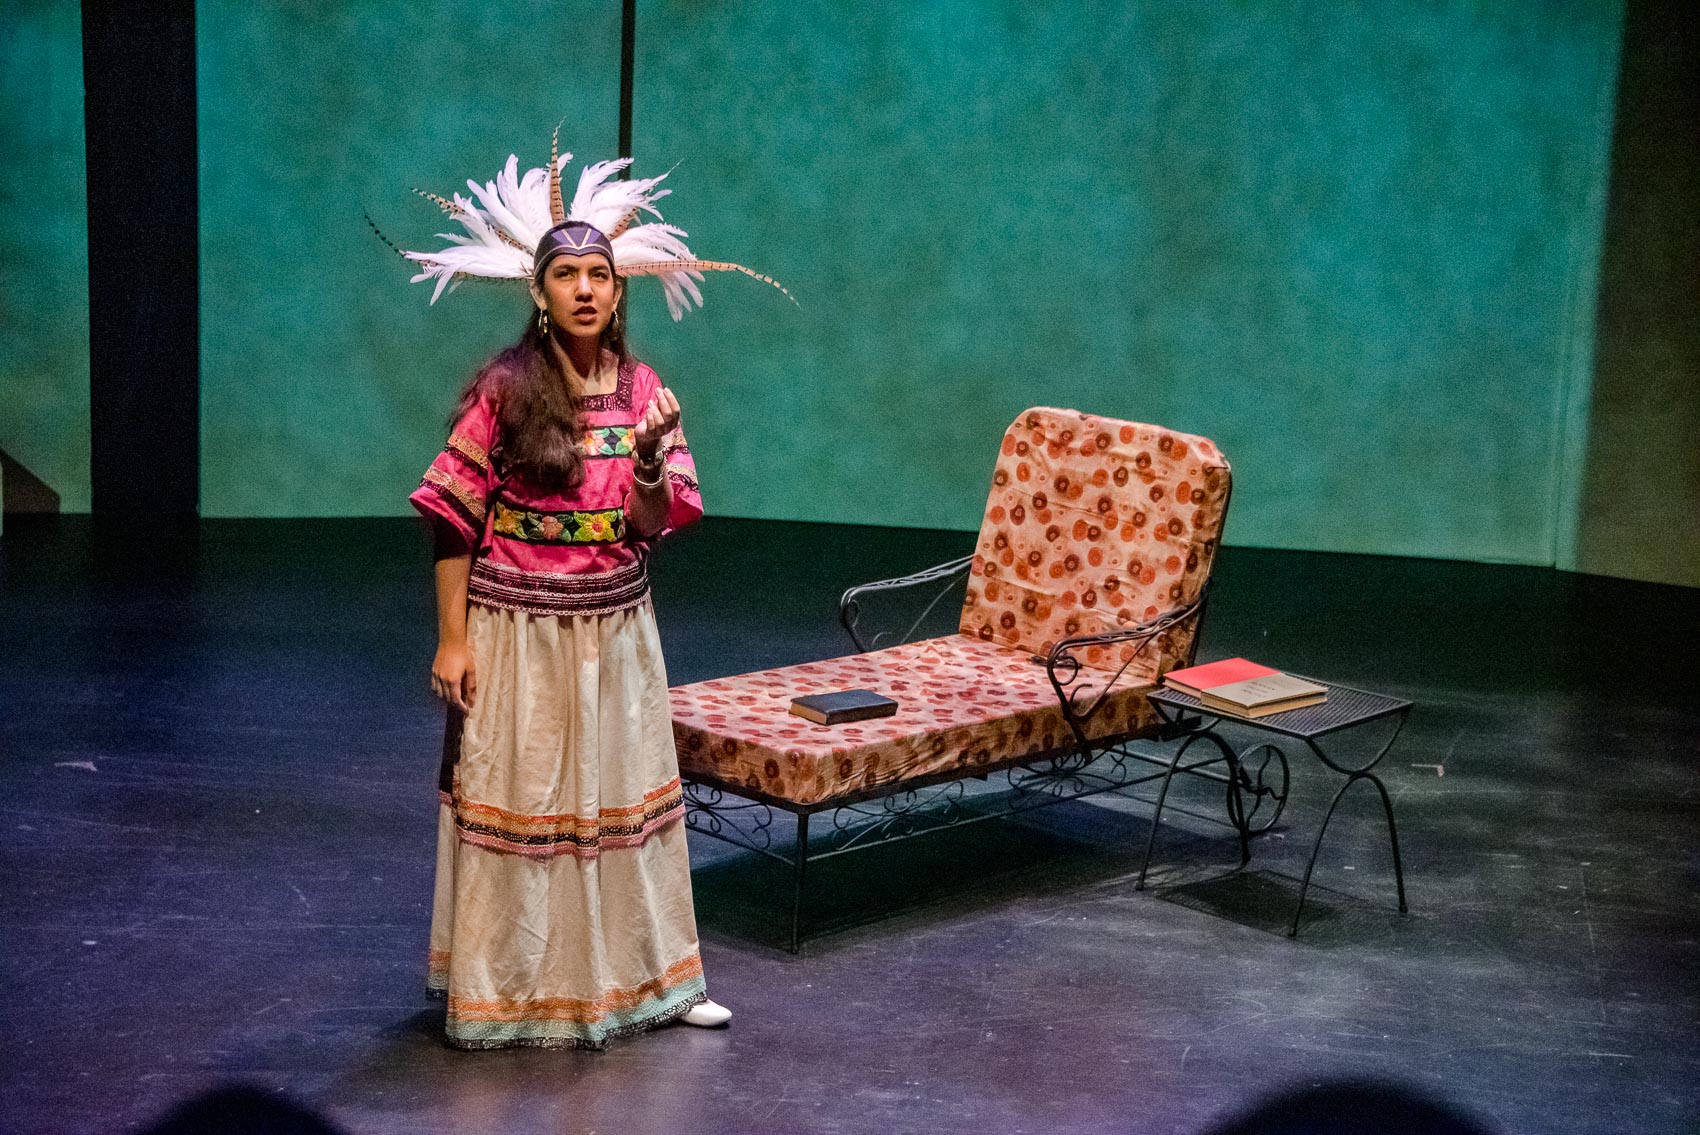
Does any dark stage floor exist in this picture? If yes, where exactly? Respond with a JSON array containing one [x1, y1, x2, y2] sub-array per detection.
[[2, 516, 1696, 1135]]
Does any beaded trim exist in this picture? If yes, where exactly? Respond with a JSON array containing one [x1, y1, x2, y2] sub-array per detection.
[[581, 358, 636, 411], [446, 432, 489, 472], [444, 991, 708, 1051], [421, 468, 485, 524], [664, 464, 699, 494], [452, 778, 685, 859], [467, 558, 650, 618], [442, 955, 708, 1051]]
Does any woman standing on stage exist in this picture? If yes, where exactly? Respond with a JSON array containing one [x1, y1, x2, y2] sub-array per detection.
[[399, 140, 780, 1049]]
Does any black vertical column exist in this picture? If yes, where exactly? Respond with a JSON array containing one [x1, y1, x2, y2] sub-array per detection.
[[615, 0, 636, 330], [82, 0, 199, 517], [618, 0, 636, 164]]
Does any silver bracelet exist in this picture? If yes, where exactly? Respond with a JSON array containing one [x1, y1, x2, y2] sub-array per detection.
[[632, 464, 665, 489]]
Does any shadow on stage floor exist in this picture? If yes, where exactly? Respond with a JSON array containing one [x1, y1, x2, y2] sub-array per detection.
[[2, 516, 1696, 1135]]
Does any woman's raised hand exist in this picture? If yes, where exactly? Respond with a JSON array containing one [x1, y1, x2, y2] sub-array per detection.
[[633, 387, 682, 461]]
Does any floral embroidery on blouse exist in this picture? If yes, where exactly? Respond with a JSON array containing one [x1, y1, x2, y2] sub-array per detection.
[[583, 426, 636, 458], [492, 502, 627, 545]]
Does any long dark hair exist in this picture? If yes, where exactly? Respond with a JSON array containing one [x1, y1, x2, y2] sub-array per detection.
[[452, 303, 631, 491]]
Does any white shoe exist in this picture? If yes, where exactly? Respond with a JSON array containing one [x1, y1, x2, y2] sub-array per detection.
[[679, 999, 731, 1028]]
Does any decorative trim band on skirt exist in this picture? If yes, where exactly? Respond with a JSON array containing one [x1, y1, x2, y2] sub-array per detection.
[[443, 951, 707, 1050], [468, 558, 650, 618], [451, 777, 687, 859]]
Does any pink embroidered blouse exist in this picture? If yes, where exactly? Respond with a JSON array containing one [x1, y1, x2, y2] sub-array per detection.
[[409, 358, 702, 618]]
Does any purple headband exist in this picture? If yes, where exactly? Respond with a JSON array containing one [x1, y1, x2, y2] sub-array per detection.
[[533, 222, 615, 281]]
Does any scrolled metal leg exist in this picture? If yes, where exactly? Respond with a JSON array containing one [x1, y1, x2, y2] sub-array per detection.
[[1291, 773, 1362, 937], [1199, 731, 1251, 866], [1363, 771, 1408, 914], [789, 812, 810, 955], [1137, 733, 1207, 890], [1293, 725, 1410, 935], [1233, 742, 1290, 833]]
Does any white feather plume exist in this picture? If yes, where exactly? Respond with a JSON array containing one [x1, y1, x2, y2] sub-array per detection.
[[401, 143, 778, 318], [612, 222, 705, 320]]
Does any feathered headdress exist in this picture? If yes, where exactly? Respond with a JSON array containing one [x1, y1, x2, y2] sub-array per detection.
[[385, 130, 789, 320]]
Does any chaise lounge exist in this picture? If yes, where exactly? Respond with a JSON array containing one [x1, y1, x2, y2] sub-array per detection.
[[669, 407, 1256, 950]]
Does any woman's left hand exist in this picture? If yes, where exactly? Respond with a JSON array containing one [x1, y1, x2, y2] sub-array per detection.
[[633, 387, 682, 462]]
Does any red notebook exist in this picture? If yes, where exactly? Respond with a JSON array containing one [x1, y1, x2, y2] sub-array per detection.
[[1162, 657, 1280, 698]]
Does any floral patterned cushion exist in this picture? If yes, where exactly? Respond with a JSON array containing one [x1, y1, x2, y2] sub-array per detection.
[[671, 634, 1160, 807], [961, 408, 1230, 678]]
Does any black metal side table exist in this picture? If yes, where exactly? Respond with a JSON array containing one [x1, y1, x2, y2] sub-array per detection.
[[1142, 679, 1413, 937]]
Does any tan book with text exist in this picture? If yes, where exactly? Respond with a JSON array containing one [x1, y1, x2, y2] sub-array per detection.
[[1196, 672, 1328, 718]]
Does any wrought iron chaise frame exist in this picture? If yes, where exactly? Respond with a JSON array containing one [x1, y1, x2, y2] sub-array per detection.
[[681, 519, 1290, 953]]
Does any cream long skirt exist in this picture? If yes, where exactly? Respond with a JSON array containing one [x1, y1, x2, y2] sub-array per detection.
[[427, 600, 706, 1049]]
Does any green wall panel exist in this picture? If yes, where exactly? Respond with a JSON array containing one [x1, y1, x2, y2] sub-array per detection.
[[198, 0, 1628, 574], [632, 0, 1623, 562], [198, 0, 620, 517], [0, 0, 90, 512]]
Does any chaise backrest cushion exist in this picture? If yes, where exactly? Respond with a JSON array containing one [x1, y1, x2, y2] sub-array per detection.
[[960, 407, 1231, 678]]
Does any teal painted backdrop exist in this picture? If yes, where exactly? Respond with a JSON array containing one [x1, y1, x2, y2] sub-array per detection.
[[197, 0, 621, 519], [0, 0, 90, 511], [183, 2, 1639, 570], [630, 0, 1623, 563]]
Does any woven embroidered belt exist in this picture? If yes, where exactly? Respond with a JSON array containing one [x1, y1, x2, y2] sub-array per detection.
[[491, 501, 626, 544], [469, 558, 650, 618]]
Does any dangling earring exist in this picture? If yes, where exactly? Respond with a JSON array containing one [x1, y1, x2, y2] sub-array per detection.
[[539, 309, 550, 336]]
